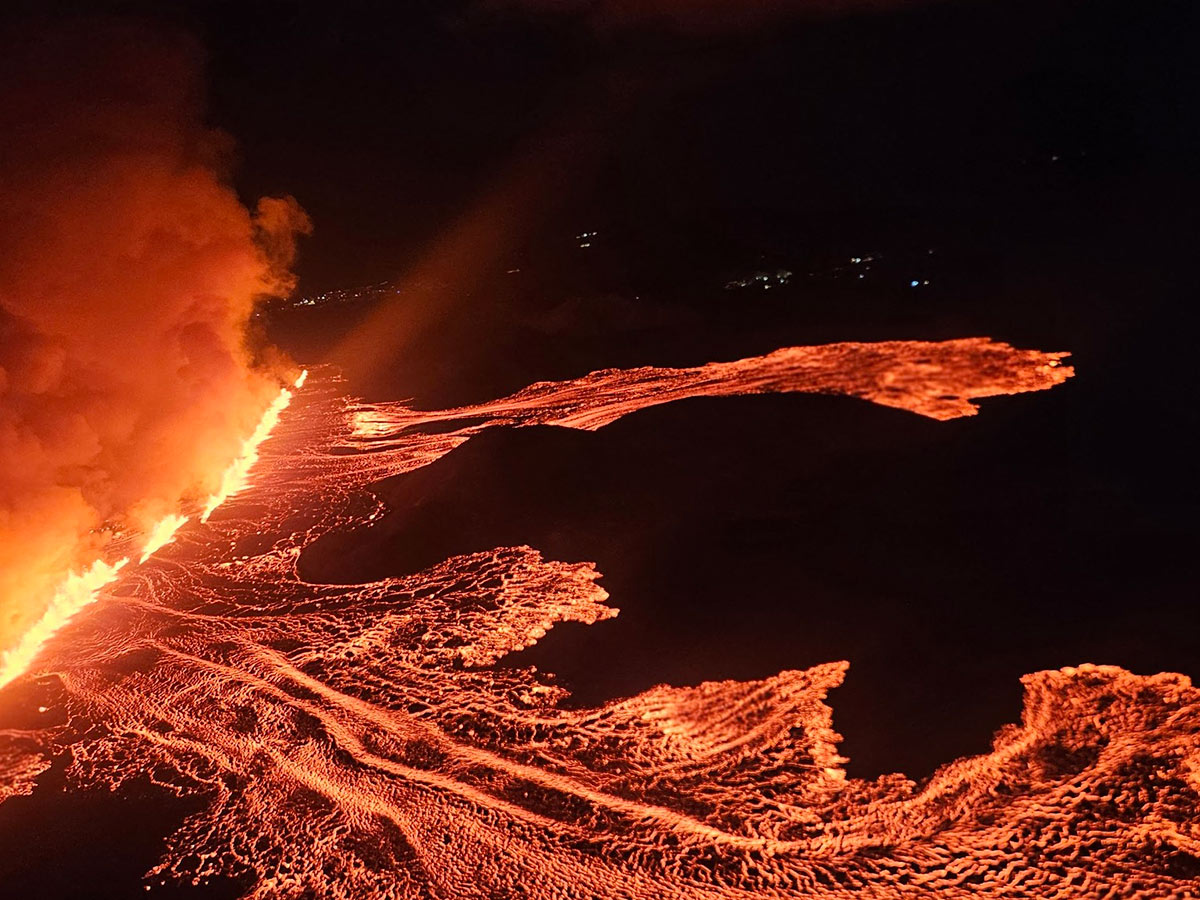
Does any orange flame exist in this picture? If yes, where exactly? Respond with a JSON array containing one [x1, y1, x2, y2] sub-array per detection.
[[0, 557, 128, 689], [199, 371, 306, 523], [139, 513, 190, 564], [0, 371, 309, 691]]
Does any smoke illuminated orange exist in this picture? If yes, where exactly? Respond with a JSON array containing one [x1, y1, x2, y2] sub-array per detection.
[[0, 372, 308, 691], [4, 342, 1196, 899]]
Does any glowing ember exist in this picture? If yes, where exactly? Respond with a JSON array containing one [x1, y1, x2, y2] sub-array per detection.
[[5, 343, 1193, 899]]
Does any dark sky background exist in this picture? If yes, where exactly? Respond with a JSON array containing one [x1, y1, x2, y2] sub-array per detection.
[[188, 0, 1191, 291], [1, 4, 1199, 894], [10, 0, 1186, 290]]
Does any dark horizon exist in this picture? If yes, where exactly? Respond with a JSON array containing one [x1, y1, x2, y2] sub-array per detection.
[[7, 1, 1185, 292]]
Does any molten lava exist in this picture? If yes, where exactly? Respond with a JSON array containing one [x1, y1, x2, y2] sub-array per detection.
[[3, 341, 1197, 899], [0, 24, 312, 707], [0, 557, 128, 691], [139, 514, 190, 564], [0, 372, 308, 692], [200, 372, 307, 523]]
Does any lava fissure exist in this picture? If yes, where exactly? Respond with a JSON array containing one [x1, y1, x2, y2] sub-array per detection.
[[3, 341, 1196, 898], [0, 372, 306, 693]]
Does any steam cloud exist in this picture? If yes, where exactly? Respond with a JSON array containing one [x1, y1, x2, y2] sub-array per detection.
[[0, 22, 309, 660]]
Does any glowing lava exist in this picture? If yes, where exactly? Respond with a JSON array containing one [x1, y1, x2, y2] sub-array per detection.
[[4, 344, 1194, 899], [0, 557, 128, 690], [0, 371, 308, 692], [139, 514, 190, 564], [200, 376, 303, 523]]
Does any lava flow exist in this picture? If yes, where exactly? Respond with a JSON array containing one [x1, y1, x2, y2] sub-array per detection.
[[140, 515, 190, 564], [0, 558, 128, 696], [2, 340, 1198, 899], [0, 372, 305, 692]]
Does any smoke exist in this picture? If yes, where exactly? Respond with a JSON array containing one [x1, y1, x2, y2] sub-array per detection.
[[483, 0, 933, 34], [0, 21, 309, 660]]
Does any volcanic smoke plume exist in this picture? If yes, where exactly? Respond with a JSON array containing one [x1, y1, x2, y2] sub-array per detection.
[[0, 22, 308, 674]]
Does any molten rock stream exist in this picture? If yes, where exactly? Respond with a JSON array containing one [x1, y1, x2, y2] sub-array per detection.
[[3, 339, 1199, 899]]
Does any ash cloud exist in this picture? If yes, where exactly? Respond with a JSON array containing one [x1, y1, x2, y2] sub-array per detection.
[[0, 22, 309, 656]]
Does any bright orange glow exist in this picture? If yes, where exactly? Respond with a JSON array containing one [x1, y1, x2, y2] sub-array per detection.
[[200, 375, 303, 523], [139, 513, 190, 564], [0, 29, 312, 705], [0, 372, 308, 691], [13, 346, 1193, 900], [0, 557, 128, 689], [348, 338, 1073, 443]]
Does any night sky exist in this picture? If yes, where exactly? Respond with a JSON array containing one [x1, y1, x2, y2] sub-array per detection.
[[207, 1, 1193, 289]]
